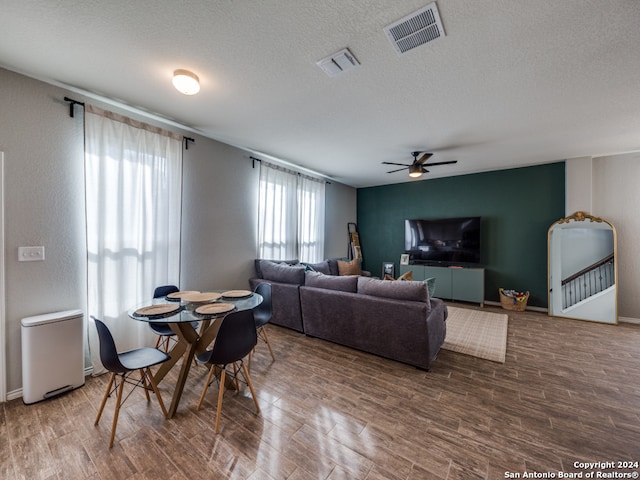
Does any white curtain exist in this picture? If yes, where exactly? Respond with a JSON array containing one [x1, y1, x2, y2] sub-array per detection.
[[84, 105, 183, 373], [298, 174, 325, 263], [257, 163, 298, 260], [257, 161, 325, 262]]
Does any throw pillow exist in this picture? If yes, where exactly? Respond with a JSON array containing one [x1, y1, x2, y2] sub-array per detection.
[[337, 258, 362, 276], [302, 260, 332, 275], [260, 261, 305, 285], [423, 277, 436, 298], [304, 271, 358, 292], [396, 270, 413, 281]]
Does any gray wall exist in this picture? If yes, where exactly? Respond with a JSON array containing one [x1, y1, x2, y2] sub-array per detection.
[[0, 67, 356, 394], [324, 182, 357, 259], [179, 138, 261, 291], [592, 152, 640, 320], [0, 69, 87, 393]]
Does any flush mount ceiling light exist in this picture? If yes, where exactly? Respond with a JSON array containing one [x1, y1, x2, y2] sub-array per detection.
[[172, 69, 200, 95]]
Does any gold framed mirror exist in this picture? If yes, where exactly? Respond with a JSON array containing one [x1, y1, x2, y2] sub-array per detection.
[[547, 211, 617, 324]]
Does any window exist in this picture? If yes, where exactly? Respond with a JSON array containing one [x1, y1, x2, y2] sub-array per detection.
[[84, 105, 182, 368], [257, 162, 325, 262]]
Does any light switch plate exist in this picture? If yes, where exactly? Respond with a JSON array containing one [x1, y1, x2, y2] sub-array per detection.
[[18, 246, 45, 262]]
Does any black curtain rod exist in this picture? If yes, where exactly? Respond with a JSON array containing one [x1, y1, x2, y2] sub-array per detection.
[[60, 101, 325, 183], [250, 156, 331, 184], [63, 96, 85, 118], [63, 96, 195, 150]]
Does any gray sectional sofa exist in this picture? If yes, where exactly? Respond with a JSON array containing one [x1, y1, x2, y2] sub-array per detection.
[[249, 258, 308, 332], [249, 259, 448, 370]]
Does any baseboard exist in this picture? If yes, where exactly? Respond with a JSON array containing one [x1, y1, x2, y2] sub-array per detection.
[[482, 300, 548, 313], [5, 366, 94, 402], [484, 300, 639, 324], [7, 388, 21, 401], [619, 316, 640, 324]]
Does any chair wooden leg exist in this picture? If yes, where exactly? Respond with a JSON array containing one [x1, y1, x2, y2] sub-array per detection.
[[197, 364, 217, 410], [95, 372, 115, 425], [214, 368, 226, 434], [240, 361, 260, 414], [109, 374, 126, 448], [140, 369, 151, 401], [154, 335, 162, 350], [145, 367, 168, 418], [261, 326, 276, 361], [232, 363, 240, 391]]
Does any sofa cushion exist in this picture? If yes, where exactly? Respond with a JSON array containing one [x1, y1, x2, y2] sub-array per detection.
[[255, 259, 299, 278], [260, 261, 305, 285], [357, 276, 428, 303], [326, 258, 340, 276], [338, 258, 362, 276], [302, 260, 332, 275], [304, 271, 359, 292]]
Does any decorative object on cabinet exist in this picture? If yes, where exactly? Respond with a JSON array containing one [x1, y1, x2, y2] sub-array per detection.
[[382, 261, 395, 279]]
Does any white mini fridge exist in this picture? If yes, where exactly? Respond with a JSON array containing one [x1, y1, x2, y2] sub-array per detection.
[[21, 309, 85, 404]]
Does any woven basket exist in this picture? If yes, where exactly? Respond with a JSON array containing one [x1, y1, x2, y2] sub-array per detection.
[[499, 288, 529, 311]]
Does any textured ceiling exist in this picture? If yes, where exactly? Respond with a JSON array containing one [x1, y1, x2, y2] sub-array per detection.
[[1, 0, 640, 187]]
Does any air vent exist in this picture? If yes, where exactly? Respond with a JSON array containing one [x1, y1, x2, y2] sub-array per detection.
[[316, 48, 360, 77], [384, 2, 445, 55]]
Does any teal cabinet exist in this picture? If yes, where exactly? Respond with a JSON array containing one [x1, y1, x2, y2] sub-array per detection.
[[399, 265, 484, 306], [424, 266, 452, 299]]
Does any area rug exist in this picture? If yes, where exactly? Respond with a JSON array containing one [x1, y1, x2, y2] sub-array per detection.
[[442, 306, 509, 363]]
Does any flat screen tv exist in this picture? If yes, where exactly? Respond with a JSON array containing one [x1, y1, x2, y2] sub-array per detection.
[[405, 216, 481, 265]]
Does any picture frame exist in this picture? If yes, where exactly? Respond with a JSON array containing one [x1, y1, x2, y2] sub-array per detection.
[[382, 261, 395, 279], [400, 253, 410, 265]]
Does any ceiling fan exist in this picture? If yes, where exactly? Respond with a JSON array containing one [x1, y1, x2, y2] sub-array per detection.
[[382, 151, 457, 178]]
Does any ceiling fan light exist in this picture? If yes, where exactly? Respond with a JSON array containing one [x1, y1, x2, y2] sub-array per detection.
[[409, 164, 423, 178], [172, 69, 200, 95]]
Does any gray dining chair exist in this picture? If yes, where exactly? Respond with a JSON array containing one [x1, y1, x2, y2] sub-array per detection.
[[92, 317, 169, 447], [249, 282, 275, 372], [195, 309, 260, 433], [149, 285, 180, 352], [150, 284, 200, 352]]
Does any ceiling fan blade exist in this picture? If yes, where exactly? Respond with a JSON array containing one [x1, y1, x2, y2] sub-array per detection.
[[416, 153, 433, 165], [421, 167, 430, 173], [386, 167, 408, 174], [423, 160, 458, 167], [382, 161, 411, 167]]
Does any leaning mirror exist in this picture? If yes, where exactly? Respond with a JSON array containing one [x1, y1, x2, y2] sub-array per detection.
[[548, 211, 617, 324]]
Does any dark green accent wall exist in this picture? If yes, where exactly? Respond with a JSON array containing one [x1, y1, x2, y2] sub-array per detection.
[[356, 162, 565, 307]]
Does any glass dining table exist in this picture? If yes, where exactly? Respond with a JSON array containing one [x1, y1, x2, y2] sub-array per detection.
[[128, 290, 262, 418]]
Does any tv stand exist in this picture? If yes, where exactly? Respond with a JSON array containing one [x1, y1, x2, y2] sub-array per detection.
[[399, 264, 484, 307]]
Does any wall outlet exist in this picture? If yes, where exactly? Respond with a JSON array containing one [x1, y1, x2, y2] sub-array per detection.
[[18, 246, 45, 262]]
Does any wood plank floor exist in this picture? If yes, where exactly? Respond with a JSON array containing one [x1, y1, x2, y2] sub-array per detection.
[[2, 305, 640, 479]]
